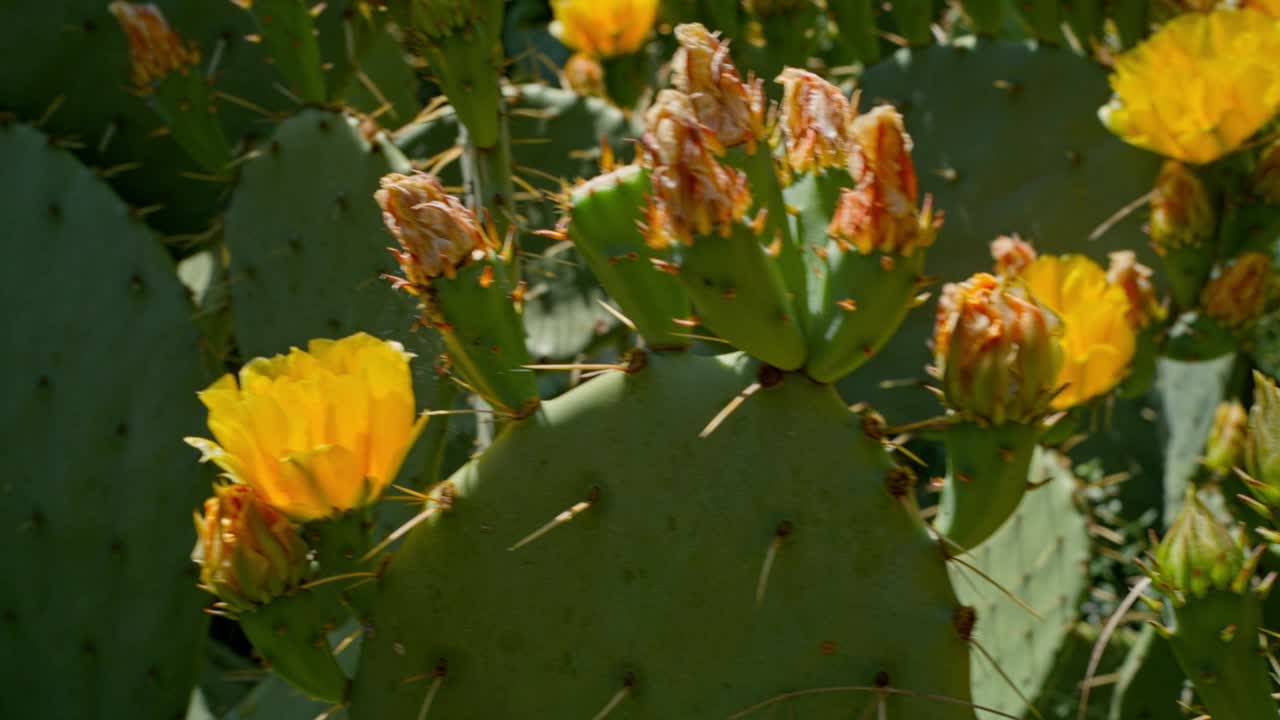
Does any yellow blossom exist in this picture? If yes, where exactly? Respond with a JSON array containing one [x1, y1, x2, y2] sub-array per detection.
[[1098, 8, 1280, 164], [1245, 0, 1280, 17], [108, 2, 198, 89], [1022, 255, 1137, 409], [1201, 252, 1272, 328], [550, 0, 657, 58], [185, 333, 427, 521]]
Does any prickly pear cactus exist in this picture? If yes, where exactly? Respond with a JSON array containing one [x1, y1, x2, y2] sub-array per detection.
[[0, 122, 210, 718], [352, 352, 975, 719]]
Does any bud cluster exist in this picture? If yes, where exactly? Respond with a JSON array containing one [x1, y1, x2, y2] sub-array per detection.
[[108, 2, 199, 89], [1200, 252, 1271, 329]]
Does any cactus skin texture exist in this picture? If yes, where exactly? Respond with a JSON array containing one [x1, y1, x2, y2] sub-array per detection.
[[350, 352, 974, 718], [0, 123, 210, 718]]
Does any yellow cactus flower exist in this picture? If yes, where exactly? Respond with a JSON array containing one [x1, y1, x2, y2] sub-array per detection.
[[1021, 255, 1137, 409], [828, 106, 941, 256], [550, 0, 658, 58], [1245, 0, 1280, 17], [193, 483, 310, 611], [640, 90, 751, 246], [776, 68, 852, 174], [1201, 252, 1272, 328], [1098, 8, 1280, 164], [185, 333, 428, 521], [108, 2, 198, 89]]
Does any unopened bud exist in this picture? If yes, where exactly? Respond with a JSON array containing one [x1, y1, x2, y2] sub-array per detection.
[[672, 23, 766, 152], [1201, 252, 1270, 329], [376, 172, 488, 287], [640, 90, 751, 246], [990, 235, 1037, 277], [193, 483, 310, 612], [1150, 160, 1215, 253], [1106, 250, 1160, 328], [1204, 401, 1247, 476], [563, 52, 605, 97], [1255, 137, 1280, 202], [776, 68, 852, 174], [1152, 487, 1247, 603], [934, 273, 1062, 424], [108, 2, 198, 89], [1246, 371, 1280, 508], [827, 106, 939, 255]]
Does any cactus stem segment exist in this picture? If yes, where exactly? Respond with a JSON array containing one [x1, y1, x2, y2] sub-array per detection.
[[508, 486, 601, 551], [755, 520, 794, 609], [590, 673, 637, 720]]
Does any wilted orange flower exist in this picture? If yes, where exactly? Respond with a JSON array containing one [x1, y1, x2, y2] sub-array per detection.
[[193, 483, 310, 611], [640, 90, 751, 246], [1201, 252, 1271, 328], [934, 273, 1062, 424], [376, 172, 488, 287], [776, 68, 852, 174], [550, 0, 658, 58], [828, 106, 939, 256], [1106, 250, 1161, 328], [672, 23, 766, 152], [989, 235, 1038, 277], [1022, 255, 1136, 409], [186, 333, 427, 521], [108, 2, 198, 89], [563, 52, 605, 97]]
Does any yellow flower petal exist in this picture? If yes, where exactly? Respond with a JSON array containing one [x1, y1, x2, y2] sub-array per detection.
[[550, 0, 657, 58]]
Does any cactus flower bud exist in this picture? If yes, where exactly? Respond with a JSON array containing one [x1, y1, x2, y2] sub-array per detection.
[[1200, 252, 1271, 330], [185, 333, 427, 521], [1204, 401, 1248, 477], [376, 172, 489, 286], [828, 106, 939, 256], [193, 483, 310, 612], [1150, 161, 1215, 253], [989, 235, 1037, 277], [1246, 371, 1280, 508], [1151, 487, 1247, 603], [934, 273, 1061, 424], [108, 2, 198, 89], [672, 23, 766, 152], [776, 69, 852, 174], [1021, 255, 1135, 409], [563, 52, 605, 97], [550, 0, 658, 58], [640, 90, 751, 246], [1106, 250, 1160, 328], [1254, 137, 1280, 203]]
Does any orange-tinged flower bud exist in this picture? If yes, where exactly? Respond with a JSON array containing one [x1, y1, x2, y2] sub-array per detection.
[[828, 105, 939, 255], [776, 68, 852, 174], [193, 483, 310, 612], [1022, 255, 1136, 409], [1256, 137, 1280, 202], [1201, 252, 1271, 329], [185, 332, 428, 521], [989, 235, 1037, 277], [640, 90, 751, 246], [108, 2, 198, 89], [1204, 400, 1248, 476], [934, 273, 1062, 424], [550, 0, 658, 58], [376, 172, 488, 288], [1150, 160, 1215, 253], [563, 52, 605, 97], [1106, 250, 1160, 328], [672, 23, 766, 152]]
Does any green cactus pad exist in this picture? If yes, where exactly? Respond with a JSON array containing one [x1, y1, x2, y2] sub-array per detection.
[[936, 421, 1040, 551], [351, 352, 975, 718], [0, 122, 209, 717], [1106, 624, 1187, 720], [850, 40, 1160, 422], [223, 109, 444, 411], [950, 450, 1092, 717], [1166, 589, 1277, 720]]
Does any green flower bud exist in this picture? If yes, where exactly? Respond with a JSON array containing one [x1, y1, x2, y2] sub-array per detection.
[[1246, 371, 1280, 508], [1151, 487, 1247, 604], [1204, 401, 1247, 476]]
